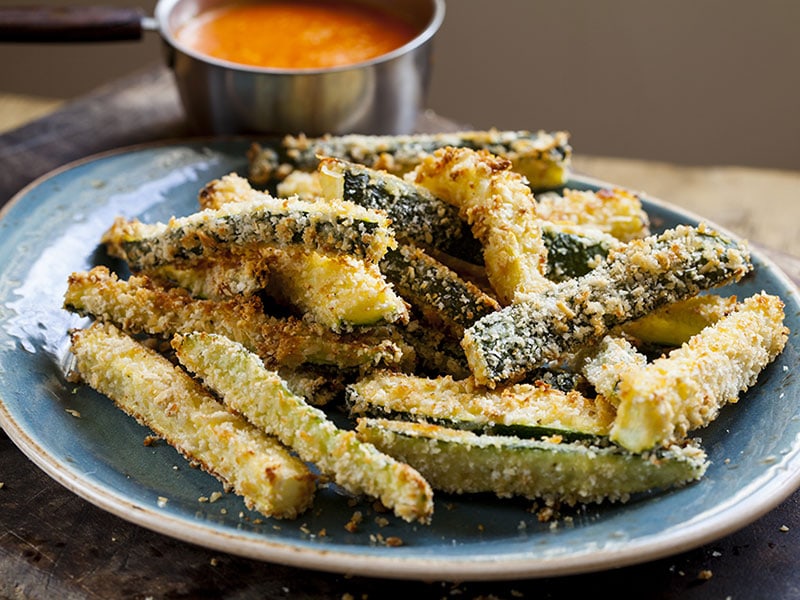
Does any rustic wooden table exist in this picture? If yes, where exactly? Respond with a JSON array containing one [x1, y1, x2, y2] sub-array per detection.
[[1, 65, 798, 600]]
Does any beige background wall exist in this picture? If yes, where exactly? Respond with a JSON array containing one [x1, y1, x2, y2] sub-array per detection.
[[1, 0, 798, 170]]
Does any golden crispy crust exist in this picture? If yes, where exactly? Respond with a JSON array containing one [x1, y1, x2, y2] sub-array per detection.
[[70, 322, 315, 519]]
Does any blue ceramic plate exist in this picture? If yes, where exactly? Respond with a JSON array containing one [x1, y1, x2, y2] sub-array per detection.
[[1, 139, 798, 581]]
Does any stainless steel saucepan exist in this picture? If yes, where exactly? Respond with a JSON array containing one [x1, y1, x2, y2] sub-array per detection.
[[0, 0, 445, 136]]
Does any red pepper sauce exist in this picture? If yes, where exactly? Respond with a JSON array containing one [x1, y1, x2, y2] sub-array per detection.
[[175, 1, 418, 70]]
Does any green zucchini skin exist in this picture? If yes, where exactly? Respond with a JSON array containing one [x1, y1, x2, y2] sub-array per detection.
[[540, 222, 621, 281], [355, 418, 708, 505], [379, 244, 499, 338], [104, 197, 395, 271], [342, 168, 485, 264], [462, 224, 752, 386], [320, 157, 485, 264]]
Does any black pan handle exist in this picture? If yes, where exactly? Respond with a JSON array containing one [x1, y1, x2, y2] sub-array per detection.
[[0, 6, 148, 43]]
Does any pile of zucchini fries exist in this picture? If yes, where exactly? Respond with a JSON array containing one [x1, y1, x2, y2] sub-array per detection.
[[64, 129, 789, 526]]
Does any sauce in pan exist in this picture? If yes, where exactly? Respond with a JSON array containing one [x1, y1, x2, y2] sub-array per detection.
[[175, 1, 418, 70]]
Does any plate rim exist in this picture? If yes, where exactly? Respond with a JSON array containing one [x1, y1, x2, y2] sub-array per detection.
[[1, 139, 799, 581]]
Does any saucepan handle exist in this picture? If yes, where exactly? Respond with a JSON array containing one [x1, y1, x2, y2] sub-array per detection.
[[0, 6, 150, 43]]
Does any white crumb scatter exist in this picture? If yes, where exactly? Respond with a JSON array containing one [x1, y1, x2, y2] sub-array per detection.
[[209, 491, 223, 503], [65, 408, 81, 418], [157, 496, 168, 508], [779, 525, 790, 532]]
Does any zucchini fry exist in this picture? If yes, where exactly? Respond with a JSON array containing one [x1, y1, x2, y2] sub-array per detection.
[[318, 157, 484, 264], [611, 292, 788, 452], [410, 146, 552, 304], [103, 177, 395, 270], [462, 224, 752, 387], [264, 247, 409, 332], [70, 322, 315, 519], [536, 188, 651, 242], [64, 267, 404, 370], [380, 245, 499, 339], [347, 372, 615, 440], [356, 418, 708, 505], [199, 174, 408, 332], [172, 332, 434, 524], [248, 129, 572, 191]]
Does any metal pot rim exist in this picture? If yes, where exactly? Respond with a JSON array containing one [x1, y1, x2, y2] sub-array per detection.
[[153, 0, 446, 75]]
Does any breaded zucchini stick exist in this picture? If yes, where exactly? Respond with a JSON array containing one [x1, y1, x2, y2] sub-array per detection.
[[462, 224, 752, 387], [248, 129, 572, 191], [536, 188, 651, 242], [70, 322, 315, 519], [264, 248, 409, 332], [380, 245, 499, 339], [103, 180, 395, 271], [172, 332, 434, 524], [356, 418, 708, 505], [347, 372, 615, 440], [611, 292, 788, 452], [199, 174, 409, 332], [64, 267, 404, 370], [410, 147, 552, 304], [318, 157, 484, 264]]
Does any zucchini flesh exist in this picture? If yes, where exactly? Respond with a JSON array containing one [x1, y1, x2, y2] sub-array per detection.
[[355, 418, 708, 505], [102, 177, 395, 270], [248, 129, 572, 191], [620, 293, 738, 348], [264, 247, 409, 332], [611, 292, 788, 451], [64, 267, 405, 370], [347, 372, 615, 440], [70, 322, 315, 519], [172, 332, 434, 524], [318, 157, 484, 264], [462, 224, 752, 387]]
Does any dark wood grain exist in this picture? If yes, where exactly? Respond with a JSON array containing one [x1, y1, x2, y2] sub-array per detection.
[[0, 6, 145, 43], [0, 66, 799, 599]]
